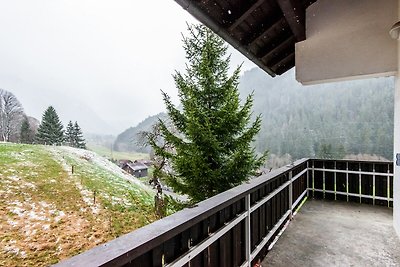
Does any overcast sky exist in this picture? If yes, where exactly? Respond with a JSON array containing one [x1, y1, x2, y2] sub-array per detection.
[[0, 0, 257, 134]]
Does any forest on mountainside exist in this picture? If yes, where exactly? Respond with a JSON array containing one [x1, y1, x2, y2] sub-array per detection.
[[114, 68, 394, 161], [241, 68, 394, 160]]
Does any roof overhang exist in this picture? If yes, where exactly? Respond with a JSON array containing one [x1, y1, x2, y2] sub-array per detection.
[[174, 0, 316, 77]]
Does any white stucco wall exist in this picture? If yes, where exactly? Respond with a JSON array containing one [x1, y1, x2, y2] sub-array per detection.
[[295, 0, 397, 85]]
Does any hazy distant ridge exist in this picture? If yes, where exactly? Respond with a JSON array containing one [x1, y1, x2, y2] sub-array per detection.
[[114, 113, 166, 153]]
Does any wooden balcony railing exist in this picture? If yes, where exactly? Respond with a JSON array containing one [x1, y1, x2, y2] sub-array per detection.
[[55, 158, 393, 267], [309, 159, 393, 207]]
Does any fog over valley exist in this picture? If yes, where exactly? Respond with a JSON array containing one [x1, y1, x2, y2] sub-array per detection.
[[0, 0, 256, 135]]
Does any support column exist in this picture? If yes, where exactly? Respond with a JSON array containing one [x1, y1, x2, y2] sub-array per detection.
[[394, 63, 400, 237], [394, 2, 400, 235]]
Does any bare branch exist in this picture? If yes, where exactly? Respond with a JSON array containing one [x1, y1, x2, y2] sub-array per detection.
[[0, 89, 25, 141]]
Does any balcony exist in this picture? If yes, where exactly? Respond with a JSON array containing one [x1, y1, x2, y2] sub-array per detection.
[[55, 159, 397, 267], [263, 199, 400, 266]]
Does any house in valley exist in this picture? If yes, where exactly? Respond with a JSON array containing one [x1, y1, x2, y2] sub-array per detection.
[[121, 161, 148, 178]]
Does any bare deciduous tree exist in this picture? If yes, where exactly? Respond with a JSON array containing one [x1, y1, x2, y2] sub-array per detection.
[[137, 121, 175, 186], [0, 89, 25, 142], [138, 120, 178, 218]]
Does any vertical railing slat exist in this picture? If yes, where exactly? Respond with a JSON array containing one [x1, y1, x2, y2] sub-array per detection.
[[322, 161, 325, 199], [373, 163, 376, 205], [289, 171, 293, 217], [307, 161, 310, 197], [387, 163, 391, 207], [346, 162, 349, 202], [359, 163, 362, 203], [244, 194, 251, 267]]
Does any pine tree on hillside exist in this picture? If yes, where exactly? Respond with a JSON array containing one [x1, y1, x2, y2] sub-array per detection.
[[65, 121, 74, 146], [20, 117, 34, 144], [73, 121, 86, 149], [36, 106, 64, 145], [148, 24, 267, 202]]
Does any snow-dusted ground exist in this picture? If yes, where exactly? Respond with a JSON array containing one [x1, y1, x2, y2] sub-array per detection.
[[0, 143, 159, 266], [55, 146, 188, 202], [50, 146, 149, 190]]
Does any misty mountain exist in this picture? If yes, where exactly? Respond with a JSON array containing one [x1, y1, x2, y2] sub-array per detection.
[[85, 133, 116, 148], [114, 113, 167, 153], [11, 88, 116, 134], [114, 68, 394, 160]]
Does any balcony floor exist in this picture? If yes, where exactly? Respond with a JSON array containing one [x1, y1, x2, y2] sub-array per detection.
[[262, 199, 400, 266]]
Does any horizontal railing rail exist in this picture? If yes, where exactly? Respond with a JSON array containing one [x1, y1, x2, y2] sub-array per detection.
[[55, 158, 393, 267]]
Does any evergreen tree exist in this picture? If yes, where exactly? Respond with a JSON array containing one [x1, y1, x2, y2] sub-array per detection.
[[65, 120, 74, 146], [19, 117, 34, 144], [73, 121, 86, 149], [336, 144, 346, 159], [148, 24, 267, 202], [36, 106, 64, 145], [317, 143, 333, 159]]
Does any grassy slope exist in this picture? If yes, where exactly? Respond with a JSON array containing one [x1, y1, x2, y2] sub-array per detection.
[[86, 144, 149, 161], [0, 143, 156, 267]]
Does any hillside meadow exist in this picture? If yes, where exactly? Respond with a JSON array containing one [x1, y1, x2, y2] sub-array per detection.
[[0, 143, 156, 266]]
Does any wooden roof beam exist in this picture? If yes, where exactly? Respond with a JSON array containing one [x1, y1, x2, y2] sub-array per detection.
[[270, 52, 294, 72], [173, 0, 277, 76], [275, 55, 295, 75], [267, 46, 294, 68], [228, 0, 265, 32], [258, 34, 295, 59], [276, 0, 305, 41], [247, 17, 287, 47]]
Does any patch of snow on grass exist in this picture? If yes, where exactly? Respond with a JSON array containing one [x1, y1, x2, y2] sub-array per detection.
[[7, 219, 18, 227], [24, 228, 37, 237], [39, 201, 51, 208], [23, 181, 36, 189], [27, 210, 49, 221], [10, 206, 25, 217], [9, 200, 23, 207], [77, 186, 101, 214], [9, 152, 26, 161], [6, 175, 37, 190], [4, 245, 20, 255], [18, 161, 37, 168], [3, 240, 25, 257], [54, 211, 65, 222], [8, 175, 20, 182]]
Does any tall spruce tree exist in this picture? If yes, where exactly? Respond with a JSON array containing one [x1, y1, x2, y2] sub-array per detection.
[[36, 106, 64, 145], [149, 24, 267, 202], [73, 121, 86, 149], [65, 120, 74, 146], [20, 117, 34, 144]]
